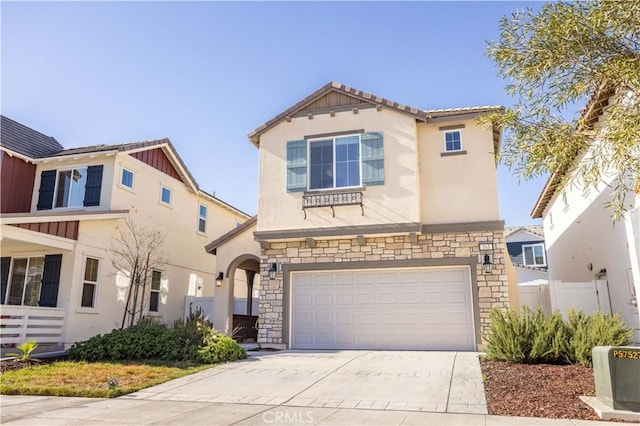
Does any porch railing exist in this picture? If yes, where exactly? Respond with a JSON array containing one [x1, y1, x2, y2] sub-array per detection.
[[0, 305, 66, 346]]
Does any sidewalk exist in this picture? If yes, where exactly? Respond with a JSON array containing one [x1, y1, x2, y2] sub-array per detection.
[[0, 395, 624, 425]]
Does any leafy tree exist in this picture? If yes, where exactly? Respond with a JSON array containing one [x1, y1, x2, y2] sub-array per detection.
[[484, 0, 640, 220]]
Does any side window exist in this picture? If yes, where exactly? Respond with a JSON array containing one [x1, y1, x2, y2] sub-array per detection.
[[198, 204, 207, 233], [444, 130, 462, 152], [149, 270, 161, 312], [81, 257, 99, 308], [160, 186, 171, 205], [121, 168, 134, 189]]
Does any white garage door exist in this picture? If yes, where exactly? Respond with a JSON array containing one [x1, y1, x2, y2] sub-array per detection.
[[291, 267, 475, 350]]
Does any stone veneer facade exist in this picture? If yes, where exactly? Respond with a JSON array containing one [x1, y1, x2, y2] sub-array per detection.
[[257, 229, 509, 348]]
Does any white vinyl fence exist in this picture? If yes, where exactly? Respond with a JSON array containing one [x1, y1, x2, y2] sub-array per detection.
[[549, 280, 612, 318], [0, 306, 66, 346]]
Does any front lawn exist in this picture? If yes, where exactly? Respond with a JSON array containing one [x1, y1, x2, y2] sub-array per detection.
[[0, 360, 212, 398]]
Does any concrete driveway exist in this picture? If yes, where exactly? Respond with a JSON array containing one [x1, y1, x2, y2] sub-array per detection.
[[124, 350, 487, 415]]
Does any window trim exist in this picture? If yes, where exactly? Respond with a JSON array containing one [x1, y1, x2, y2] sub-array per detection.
[[53, 166, 89, 209], [120, 167, 135, 190], [79, 256, 100, 309], [160, 185, 172, 206], [307, 133, 362, 191], [522, 243, 547, 267], [443, 130, 463, 153], [198, 204, 207, 234]]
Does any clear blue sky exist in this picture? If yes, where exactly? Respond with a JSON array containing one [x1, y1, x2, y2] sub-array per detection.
[[2, 1, 549, 226]]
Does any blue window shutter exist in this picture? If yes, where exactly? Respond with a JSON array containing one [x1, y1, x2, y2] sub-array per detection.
[[361, 132, 384, 186], [39, 254, 62, 307], [0, 257, 10, 305], [83, 165, 103, 206], [37, 170, 57, 210], [286, 140, 307, 192]]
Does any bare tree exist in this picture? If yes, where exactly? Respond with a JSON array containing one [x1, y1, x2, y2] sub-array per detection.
[[109, 216, 167, 328]]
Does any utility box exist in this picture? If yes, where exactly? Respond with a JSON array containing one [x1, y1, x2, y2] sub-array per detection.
[[593, 346, 640, 412]]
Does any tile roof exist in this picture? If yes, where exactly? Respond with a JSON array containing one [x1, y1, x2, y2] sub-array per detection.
[[504, 225, 545, 239], [51, 138, 168, 157], [424, 105, 504, 117], [205, 216, 257, 254], [1, 115, 64, 158], [247, 82, 503, 146]]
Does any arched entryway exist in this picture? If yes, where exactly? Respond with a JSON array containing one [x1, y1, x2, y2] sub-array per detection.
[[226, 254, 260, 342]]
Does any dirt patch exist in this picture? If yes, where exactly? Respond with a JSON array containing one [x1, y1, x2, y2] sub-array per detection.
[[1, 355, 67, 374], [479, 358, 634, 421]]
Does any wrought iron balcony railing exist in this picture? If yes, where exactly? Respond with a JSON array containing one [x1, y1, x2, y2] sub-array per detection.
[[302, 191, 364, 219]]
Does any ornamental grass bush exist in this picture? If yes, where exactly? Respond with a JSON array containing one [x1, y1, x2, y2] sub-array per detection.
[[68, 310, 246, 364], [484, 306, 632, 366]]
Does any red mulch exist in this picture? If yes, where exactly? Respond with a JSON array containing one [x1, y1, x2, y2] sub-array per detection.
[[480, 359, 625, 421], [2, 355, 637, 422]]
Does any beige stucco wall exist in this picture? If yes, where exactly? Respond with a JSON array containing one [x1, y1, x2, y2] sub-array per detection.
[[210, 222, 261, 334], [257, 108, 421, 232], [417, 119, 500, 224]]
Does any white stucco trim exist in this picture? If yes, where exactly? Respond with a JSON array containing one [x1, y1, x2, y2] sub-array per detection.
[[0, 225, 75, 250]]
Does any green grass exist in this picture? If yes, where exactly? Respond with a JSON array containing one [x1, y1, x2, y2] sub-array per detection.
[[0, 360, 213, 398]]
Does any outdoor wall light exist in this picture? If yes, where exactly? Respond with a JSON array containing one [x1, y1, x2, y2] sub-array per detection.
[[268, 263, 278, 279], [482, 254, 493, 274], [215, 272, 224, 287]]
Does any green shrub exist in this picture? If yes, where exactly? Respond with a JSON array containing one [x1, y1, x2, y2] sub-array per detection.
[[67, 312, 245, 365], [564, 309, 632, 367], [484, 306, 633, 366], [197, 330, 247, 364], [485, 306, 566, 364], [68, 321, 174, 362]]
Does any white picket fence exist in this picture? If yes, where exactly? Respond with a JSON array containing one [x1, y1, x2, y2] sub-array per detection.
[[0, 306, 66, 346]]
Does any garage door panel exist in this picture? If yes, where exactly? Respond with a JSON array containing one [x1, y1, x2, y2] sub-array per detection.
[[291, 267, 475, 350], [335, 312, 353, 325]]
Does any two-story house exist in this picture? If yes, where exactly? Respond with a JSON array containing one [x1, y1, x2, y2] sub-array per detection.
[[208, 82, 513, 351], [0, 115, 249, 350], [505, 225, 550, 312], [532, 86, 640, 342]]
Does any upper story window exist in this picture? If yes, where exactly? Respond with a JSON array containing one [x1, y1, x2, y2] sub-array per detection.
[[160, 186, 172, 205], [56, 168, 87, 207], [309, 135, 360, 190], [523, 243, 546, 267], [444, 130, 462, 152], [121, 168, 134, 189], [37, 165, 103, 210], [286, 131, 384, 192], [198, 204, 207, 233]]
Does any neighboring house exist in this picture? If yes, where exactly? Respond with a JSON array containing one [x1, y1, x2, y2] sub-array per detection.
[[505, 225, 551, 312], [531, 87, 640, 342], [208, 82, 514, 351], [505, 225, 548, 284], [0, 115, 249, 350]]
